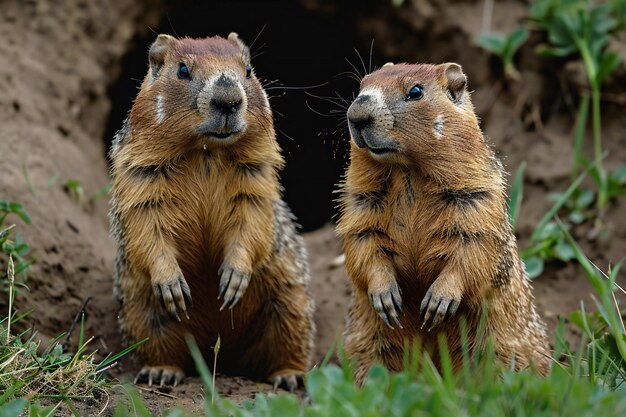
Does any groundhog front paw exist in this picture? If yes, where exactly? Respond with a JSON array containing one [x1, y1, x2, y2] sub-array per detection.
[[153, 274, 192, 321], [218, 262, 251, 310], [369, 281, 403, 329], [134, 365, 185, 387], [269, 371, 305, 393], [419, 285, 460, 331]]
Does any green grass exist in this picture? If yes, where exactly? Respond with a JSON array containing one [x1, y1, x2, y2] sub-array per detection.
[[531, 0, 624, 213], [0, 202, 32, 281], [477, 26, 530, 81], [0, 213, 140, 417], [107, 228, 626, 417]]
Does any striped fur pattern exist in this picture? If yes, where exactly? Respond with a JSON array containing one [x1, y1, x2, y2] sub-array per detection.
[[338, 63, 549, 383]]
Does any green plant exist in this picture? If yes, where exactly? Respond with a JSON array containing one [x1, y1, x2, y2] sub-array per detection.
[[478, 26, 530, 80], [1, 258, 145, 413], [522, 221, 576, 278], [556, 219, 626, 387], [108, 326, 626, 417], [63, 179, 83, 202], [0, 202, 32, 280], [611, 0, 626, 28], [89, 183, 112, 203], [531, 0, 623, 213], [548, 186, 595, 225], [519, 161, 597, 278]]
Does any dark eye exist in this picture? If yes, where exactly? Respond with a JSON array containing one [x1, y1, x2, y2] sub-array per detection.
[[178, 63, 190, 79], [407, 85, 424, 100], [245, 65, 252, 79]]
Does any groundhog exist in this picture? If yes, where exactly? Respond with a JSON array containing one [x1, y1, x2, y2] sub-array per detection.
[[337, 62, 550, 383], [109, 33, 314, 390]]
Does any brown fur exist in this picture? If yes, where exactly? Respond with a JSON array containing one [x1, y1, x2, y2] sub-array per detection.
[[109, 34, 314, 388], [338, 63, 550, 383]]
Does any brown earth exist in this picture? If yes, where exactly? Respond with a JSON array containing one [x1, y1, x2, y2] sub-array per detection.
[[0, 0, 625, 415]]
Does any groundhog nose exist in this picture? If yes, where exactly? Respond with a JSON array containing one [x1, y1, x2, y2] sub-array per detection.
[[210, 73, 244, 115], [211, 97, 243, 115], [347, 95, 374, 130], [215, 73, 236, 88]]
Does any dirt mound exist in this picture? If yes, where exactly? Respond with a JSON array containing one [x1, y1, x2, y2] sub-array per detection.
[[0, 0, 162, 350]]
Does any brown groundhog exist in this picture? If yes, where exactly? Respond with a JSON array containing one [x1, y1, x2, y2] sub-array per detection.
[[338, 62, 550, 383], [109, 33, 314, 390]]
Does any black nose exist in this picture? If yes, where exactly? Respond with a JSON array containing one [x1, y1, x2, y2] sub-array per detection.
[[211, 98, 242, 114], [347, 95, 374, 130], [211, 74, 243, 114], [348, 114, 373, 130]]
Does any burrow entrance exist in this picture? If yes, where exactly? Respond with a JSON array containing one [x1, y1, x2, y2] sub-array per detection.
[[103, 0, 395, 231]]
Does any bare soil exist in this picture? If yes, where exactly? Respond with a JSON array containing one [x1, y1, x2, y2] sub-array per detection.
[[0, 0, 625, 415]]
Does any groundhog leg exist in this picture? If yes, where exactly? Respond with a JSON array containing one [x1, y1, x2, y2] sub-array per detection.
[[344, 292, 398, 385], [345, 306, 376, 384], [120, 285, 193, 387], [240, 279, 313, 392]]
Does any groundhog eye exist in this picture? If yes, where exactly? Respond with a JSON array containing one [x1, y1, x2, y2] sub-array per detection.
[[407, 85, 424, 101], [178, 63, 190, 80], [245, 65, 252, 79]]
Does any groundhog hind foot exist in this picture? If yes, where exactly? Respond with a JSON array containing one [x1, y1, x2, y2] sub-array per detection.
[[135, 365, 185, 387], [269, 370, 305, 393]]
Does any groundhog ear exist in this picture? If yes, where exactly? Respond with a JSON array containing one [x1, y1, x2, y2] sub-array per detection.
[[228, 32, 251, 63], [149, 34, 175, 78], [383, 62, 395, 68], [442, 63, 467, 103]]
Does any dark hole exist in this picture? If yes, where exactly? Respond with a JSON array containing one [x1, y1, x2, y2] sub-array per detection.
[[103, 0, 380, 231]]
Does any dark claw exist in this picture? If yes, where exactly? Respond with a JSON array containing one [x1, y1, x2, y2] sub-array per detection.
[[154, 275, 192, 321], [446, 300, 460, 320], [148, 367, 162, 387], [419, 290, 432, 322], [271, 374, 303, 393], [173, 370, 184, 387], [217, 265, 232, 300], [420, 286, 460, 331], [218, 264, 251, 311], [135, 367, 185, 387], [160, 368, 177, 387], [370, 281, 403, 329], [134, 367, 149, 384]]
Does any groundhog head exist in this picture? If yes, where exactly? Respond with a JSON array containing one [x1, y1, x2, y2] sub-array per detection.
[[132, 33, 271, 149], [346, 63, 484, 170]]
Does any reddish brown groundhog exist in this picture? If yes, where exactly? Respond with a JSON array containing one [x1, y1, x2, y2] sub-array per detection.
[[337, 62, 550, 383], [109, 33, 314, 390]]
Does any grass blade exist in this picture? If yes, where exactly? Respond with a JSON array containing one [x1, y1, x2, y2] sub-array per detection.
[[531, 160, 599, 242]]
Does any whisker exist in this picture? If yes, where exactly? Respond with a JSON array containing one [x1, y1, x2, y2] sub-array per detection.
[[166, 13, 179, 38], [249, 24, 267, 52], [147, 25, 158, 36], [275, 126, 296, 142], [345, 57, 363, 81], [354, 47, 368, 77], [304, 93, 349, 111], [334, 91, 352, 106], [264, 81, 328, 91], [251, 50, 266, 61], [368, 39, 375, 74], [306, 100, 344, 118]]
